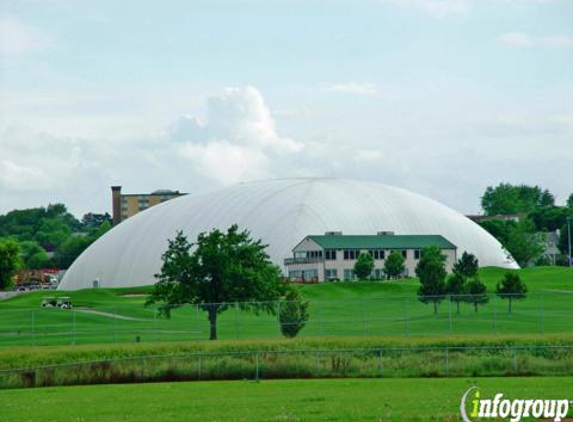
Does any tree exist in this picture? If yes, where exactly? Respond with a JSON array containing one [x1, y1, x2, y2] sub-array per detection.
[[567, 194, 573, 209], [463, 277, 489, 313], [481, 183, 554, 216], [478, 219, 516, 246], [446, 272, 466, 314], [383, 251, 405, 279], [354, 252, 374, 280], [0, 240, 22, 290], [559, 220, 572, 258], [529, 206, 571, 232], [18, 241, 50, 269], [453, 252, 478, 278], [81, 212, 112, 232], [496, 272, 527, 313], [279, 285, 309, 338], [147, 225, 286, 340], [504, 219, 544, 267], [416, 246, 448, 314], [53, 236, 93, 269]]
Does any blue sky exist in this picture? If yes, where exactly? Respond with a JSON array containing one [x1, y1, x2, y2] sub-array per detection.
[[1, 0, 572, 216]]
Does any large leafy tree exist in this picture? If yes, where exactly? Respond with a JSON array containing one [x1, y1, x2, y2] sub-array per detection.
[[353, 252, 374, 280], [383, 251, 405, 280], [496, 272, 527, 313], [567, 194, 573, 209], [147, 225, 286, 340], [416, 246, 448, 314], [481, 183, 554, 216], [0, 240, 22, 290], [504, 219, 544, 267]]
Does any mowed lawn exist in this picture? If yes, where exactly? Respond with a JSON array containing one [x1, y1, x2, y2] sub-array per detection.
[[0, 267, 571, 346], [2, 377, 573, 422]]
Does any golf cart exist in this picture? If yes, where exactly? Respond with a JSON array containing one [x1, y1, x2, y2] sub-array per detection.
[[41, 297, 57, 308], [57, 297, 73, 310]]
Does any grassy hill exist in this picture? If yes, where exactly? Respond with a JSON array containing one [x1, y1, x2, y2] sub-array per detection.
[[0, 267, 571, 347]]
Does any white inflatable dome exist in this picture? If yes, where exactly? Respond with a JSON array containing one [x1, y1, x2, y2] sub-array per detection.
[[59, 178, 517, 290]]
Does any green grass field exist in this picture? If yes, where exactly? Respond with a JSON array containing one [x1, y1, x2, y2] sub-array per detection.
[[2, 377, 572, 422], [0, 267, 571, 346]]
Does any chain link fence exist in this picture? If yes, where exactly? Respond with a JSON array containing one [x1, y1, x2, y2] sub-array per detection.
[[0, 292, 572, 346], [1, 344, 572, 389]]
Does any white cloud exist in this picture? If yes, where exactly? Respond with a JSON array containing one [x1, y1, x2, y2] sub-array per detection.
[[324, 82, 378, 96], [381, 0, 472, 17], [500, 32, 573, 49], [499, 32, 533, 47], [0, 86, 305, 212], [170, 86, 303, 154], [177, 141, 270, 185], [0, 15, 53, 55]]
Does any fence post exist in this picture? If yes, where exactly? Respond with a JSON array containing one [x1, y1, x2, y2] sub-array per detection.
[[512, 347, 518, 374], [275, 300, 280, 338], [445, 347, 450, 377], [539, 293, 544, 336], [255, 352, 260, 380], [362, 298, 366, 338], [113, 307, 117, 343], [404, 296, 409, 336], [153, 309, 157, 343], [31, 310, 35, 346], [235, 302, 240, 340], [448, 297, 452, 334], [72, 309, 76, 345], [493, 294, 498, 335]]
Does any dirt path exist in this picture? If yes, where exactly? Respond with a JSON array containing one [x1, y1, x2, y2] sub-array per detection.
[[75, 308, 149, 321]]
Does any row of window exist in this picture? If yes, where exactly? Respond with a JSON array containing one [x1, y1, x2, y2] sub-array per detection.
[[298, 249, 423, 261], [288, 269, 319, 280], [292, 268, 409, 281]]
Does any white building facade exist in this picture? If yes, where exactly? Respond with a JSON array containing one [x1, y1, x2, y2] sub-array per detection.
[[285, 232, 457, 282]]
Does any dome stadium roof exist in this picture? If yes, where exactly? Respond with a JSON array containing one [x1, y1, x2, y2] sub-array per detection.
[[59, 178, 517, 290]]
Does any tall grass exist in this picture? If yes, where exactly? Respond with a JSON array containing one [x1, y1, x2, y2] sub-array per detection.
[[1, 336, 572, 389]]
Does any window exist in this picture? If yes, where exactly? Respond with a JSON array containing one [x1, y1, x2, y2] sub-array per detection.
[[307, 250, 323, 259], [369, 249, 385, 260], [344, 250, 358, 260], [414, 249, 421, 260], [325, 249, 337, 260], [289, 270, 302, 279], [343, 269, 355, 280], [402, 250, 408, 259], [325, 269, 338, 280]]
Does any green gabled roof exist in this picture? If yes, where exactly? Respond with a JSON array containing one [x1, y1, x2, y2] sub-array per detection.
[[306, 234, 457, 250]]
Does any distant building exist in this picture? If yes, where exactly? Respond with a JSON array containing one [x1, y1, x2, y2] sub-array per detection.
[[111, 186, 187, 225], [284, 232, 457, 282]]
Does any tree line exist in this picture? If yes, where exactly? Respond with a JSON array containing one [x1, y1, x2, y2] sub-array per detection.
[[478, 183, 573, 267], [0, 204, 111, 289]]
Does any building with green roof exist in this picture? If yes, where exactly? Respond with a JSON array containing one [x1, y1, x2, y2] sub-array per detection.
[[284, 231, 457, 282]]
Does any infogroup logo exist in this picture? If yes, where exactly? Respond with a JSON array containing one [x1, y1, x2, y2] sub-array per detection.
[[460, 387, 571, 422]]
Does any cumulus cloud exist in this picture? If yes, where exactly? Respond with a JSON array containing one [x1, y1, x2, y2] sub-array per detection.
[[500, 32, 573, 48], [0, 86, 305, 212], [325, 82, 378, 96], [381, 0, 472, 17], [0, 15, 53, 55], [168, 86, 303, 184]]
